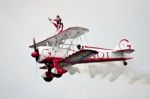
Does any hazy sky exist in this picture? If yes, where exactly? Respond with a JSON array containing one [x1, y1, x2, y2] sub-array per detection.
[[0, 0, 150, 99]]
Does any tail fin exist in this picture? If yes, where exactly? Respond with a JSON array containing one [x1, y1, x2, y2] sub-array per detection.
[[113, 39, 134, 54]]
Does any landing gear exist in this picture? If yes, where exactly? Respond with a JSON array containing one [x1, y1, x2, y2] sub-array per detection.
[[42, 63, 64, 82], [123, 61, 128, 66], [43, 72, 62, 82], [53, 74, 62, 78], [42, 60, 67, 82], [43, 69, 54, 82], [52, 59, 67, 74], [43, 77, 53, 82]]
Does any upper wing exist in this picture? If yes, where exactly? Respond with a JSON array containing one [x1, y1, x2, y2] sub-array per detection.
[[29, 27, 89, 48], [59, 49, 98, 67], [61, 27, 89, 39]]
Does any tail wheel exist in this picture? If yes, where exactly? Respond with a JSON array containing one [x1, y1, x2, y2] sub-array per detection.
[[123, 61, 128, 66]]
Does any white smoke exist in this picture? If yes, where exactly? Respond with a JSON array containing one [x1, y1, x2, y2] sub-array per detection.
[[125, 68, 150, 84], [87, 63, 125, 81], [65, 66, 80, 75], [67, 62, 150, 85]]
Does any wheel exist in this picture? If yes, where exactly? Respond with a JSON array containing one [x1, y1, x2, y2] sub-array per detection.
[[43, 77, 53, 82], [123, 61, 128, 66], [43, 72, 53, 82], [53, 74, 62, 78]]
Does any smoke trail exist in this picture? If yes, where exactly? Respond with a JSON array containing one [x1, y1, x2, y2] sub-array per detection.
[[65, 66, 80, 75], [88, 63, 150, 84], [66, 62, 150, 84], [87, 62, 126, 81], [125, 68, 150, 84]]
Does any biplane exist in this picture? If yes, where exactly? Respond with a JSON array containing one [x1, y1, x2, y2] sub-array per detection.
[[29, 26, 134, 82]]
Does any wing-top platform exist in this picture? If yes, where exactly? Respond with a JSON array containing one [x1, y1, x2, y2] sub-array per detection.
[[29, 27, 89, 48]]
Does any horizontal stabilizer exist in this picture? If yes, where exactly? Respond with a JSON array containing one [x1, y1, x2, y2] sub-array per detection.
[[112, 49, 134, 54]]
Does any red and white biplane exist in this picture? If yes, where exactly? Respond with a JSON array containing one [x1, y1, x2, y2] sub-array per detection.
[[29, 25, 134, 82]]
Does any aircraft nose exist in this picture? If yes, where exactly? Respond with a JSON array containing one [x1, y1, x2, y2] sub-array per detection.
[[31, 52, 39, 58]]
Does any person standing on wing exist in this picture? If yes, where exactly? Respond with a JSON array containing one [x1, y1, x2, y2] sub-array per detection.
[[48, 15, 64, 32]]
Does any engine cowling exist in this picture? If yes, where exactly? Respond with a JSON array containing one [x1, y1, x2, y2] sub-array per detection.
[[31, 52, 39, 58]]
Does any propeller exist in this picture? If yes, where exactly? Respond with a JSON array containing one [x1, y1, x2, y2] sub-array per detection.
[[31, 38, 39, 62], [30, 38, 40, 75]]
